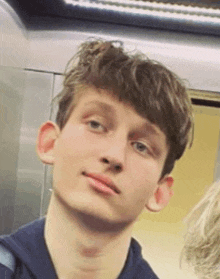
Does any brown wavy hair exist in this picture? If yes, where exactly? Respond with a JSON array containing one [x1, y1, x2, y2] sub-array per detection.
[[55, 39, 193, 178]]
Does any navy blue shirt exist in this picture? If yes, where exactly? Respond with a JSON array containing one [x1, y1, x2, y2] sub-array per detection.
[[0, 218, 159, 278]]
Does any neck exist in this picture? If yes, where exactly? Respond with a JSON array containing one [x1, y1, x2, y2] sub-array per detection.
[[45, 193, 133, 279]]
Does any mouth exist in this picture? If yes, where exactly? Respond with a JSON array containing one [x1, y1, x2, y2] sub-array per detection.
[[82, 171, 120, 195]]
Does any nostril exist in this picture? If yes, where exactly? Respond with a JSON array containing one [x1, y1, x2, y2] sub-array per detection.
[[114, 164, 122, 172], [102, 158, 109, 164], [101, 157, 122, 172], [115, 165, 121, 170]]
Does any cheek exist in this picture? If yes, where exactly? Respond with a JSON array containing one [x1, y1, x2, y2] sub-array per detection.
[[56, 125, 95, 159], [54, 124, 107, 172], [129, 157, 161, 180], [53, 125, 92, 190], [127, 159, 162, 195]]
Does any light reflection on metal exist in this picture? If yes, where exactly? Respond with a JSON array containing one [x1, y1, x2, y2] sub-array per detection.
[[63, 0, 220, 19]]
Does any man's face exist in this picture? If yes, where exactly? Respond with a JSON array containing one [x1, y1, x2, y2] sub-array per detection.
[[51, 86, 169, 226]]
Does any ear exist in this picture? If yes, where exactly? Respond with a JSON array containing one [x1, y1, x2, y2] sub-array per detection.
[[146, 176, 174, 213], [36, 121, 60, 165]]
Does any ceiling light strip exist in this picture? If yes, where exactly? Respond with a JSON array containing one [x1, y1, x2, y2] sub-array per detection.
[[64, 0, 220, 24], [64, 0, 220, 17]]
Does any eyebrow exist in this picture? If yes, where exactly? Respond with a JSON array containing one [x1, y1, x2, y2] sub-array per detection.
[[82, 100, 116, 116], [143, 122, 162, 137]]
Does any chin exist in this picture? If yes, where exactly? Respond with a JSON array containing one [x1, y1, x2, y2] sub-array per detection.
[[53, 188, 135, 232], [73, 209, 133, 233]]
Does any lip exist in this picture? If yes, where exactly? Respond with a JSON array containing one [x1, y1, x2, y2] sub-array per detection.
[[83, 172, 120, 195]]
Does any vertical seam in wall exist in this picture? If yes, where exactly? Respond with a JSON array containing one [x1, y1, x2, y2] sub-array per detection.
[[40, 73, 56, 217]]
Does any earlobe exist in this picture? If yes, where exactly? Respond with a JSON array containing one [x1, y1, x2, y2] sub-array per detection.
[[146, 176, 174, 213], [36, 121, 60, 165]]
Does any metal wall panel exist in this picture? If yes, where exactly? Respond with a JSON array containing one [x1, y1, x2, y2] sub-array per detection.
[[27, 28, 220, 93], [0, 0, 28, 68], [0, 67, 25, 234], [12, 71, 54, 231], [0, 0, 28, 234]]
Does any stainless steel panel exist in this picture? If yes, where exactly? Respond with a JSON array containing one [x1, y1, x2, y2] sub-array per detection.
[[0, 66, 25, 234], [12, 71, 54, 231], [0, 0, 28, 234]]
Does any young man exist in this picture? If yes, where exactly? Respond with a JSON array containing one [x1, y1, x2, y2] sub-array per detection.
[[0, 40, 193, 278]]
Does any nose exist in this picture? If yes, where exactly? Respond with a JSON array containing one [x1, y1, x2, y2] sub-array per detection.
[[100, 137, 127, 173], [101, 157, 123, 172]]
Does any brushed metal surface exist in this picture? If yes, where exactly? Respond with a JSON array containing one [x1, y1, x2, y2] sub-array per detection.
[[0, 67, 25, 234], [12, 71, 54, 231]]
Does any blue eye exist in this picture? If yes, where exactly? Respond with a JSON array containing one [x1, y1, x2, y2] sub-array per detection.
[[132, 142, 149, 155], [88, 120, 105, 132]]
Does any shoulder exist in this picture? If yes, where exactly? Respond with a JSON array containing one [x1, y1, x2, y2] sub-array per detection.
[[135, 259, 159, 279], [0, 218, 47, 278], [0, 263, 14, 279], [0, 217, 45, 254], [10, 217, 45, 238], [120, 238, 159, 279], [0, 243, 16, 279], [132, 238, 159, 278]]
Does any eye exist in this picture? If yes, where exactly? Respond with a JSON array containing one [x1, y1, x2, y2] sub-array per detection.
[[87, 120, 106, 132], [132, 142, 150, 156]]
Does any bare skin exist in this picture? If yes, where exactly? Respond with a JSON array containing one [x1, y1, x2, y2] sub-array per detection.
[[45, 193, 133, 279], [38, 87, 173, 278]]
